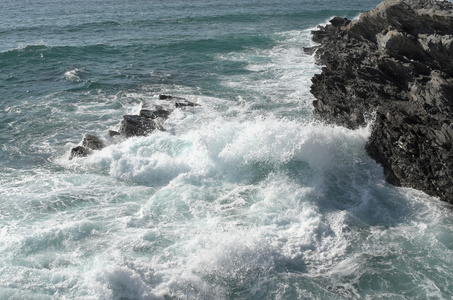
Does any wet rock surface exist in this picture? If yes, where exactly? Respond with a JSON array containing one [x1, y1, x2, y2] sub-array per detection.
[[69, 134, 105, 160], [82, 134, 105, 150], [307, 0, 453, 203], [120, 115, 159, 137], [69, 146, 91, 160]]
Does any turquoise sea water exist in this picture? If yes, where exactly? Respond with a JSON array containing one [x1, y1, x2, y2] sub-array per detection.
[[1, 0, 453, 299]]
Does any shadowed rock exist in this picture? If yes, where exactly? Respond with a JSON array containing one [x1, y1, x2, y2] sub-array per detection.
[[175, 100, 200, 108]]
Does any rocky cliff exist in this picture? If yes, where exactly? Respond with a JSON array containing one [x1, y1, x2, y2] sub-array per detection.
[[306, 0, 453, 203]]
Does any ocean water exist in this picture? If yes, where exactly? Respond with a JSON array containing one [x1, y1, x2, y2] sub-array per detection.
[[1, 0, 453, 299]]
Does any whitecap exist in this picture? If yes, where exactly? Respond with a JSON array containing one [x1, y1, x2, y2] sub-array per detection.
[[63, 68, 83, 81]]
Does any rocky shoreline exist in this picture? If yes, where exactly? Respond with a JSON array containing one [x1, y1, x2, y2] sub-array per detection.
[[306, 0, 453, 203]]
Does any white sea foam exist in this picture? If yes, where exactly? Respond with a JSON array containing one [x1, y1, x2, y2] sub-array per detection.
[[71, 105, 371, 189], [52, 90, 377, 297], [3, 22, 453, 299], [63, 68, 83, 81], [218, 30, 320, 113], [52, 31, 374, 299], [1, 41, 47, 53]]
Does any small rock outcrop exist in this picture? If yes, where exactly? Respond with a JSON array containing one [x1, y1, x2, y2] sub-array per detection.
[[69, 134, 105, 159], [139, 105, 172, 119], [69, 146, 90, 160], [82, 134, 105, 150], [70, 95, 199, 159], [120, 115, 159, 137], [307, 0, 453, 203]]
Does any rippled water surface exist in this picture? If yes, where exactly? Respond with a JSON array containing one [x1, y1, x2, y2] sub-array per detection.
[[1, 0, 453, 299]]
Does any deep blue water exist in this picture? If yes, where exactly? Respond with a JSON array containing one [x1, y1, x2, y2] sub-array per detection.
[[1, 0, 453, 299]]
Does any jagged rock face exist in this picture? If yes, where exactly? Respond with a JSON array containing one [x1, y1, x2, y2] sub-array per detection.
[[308, 0, 453, 203]]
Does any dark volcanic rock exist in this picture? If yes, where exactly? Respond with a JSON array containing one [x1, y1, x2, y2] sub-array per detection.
[[69, 146, 90, 160], [308, 0, 453, 203], [329, 16, 351, 27], [139, 106, 172, 119], [108, 130, 121, 137], [82, 134, 105, 150], [119, 102, 180, 137], [69, 134, 104, 160], [159, 94, 200, 108], [119, 115, 158, 137], [175, 100, 200, 108], [158, 94, 177, 100]]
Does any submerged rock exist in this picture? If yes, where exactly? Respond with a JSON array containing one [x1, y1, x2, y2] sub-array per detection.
[[307, 0, 453, 203]]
